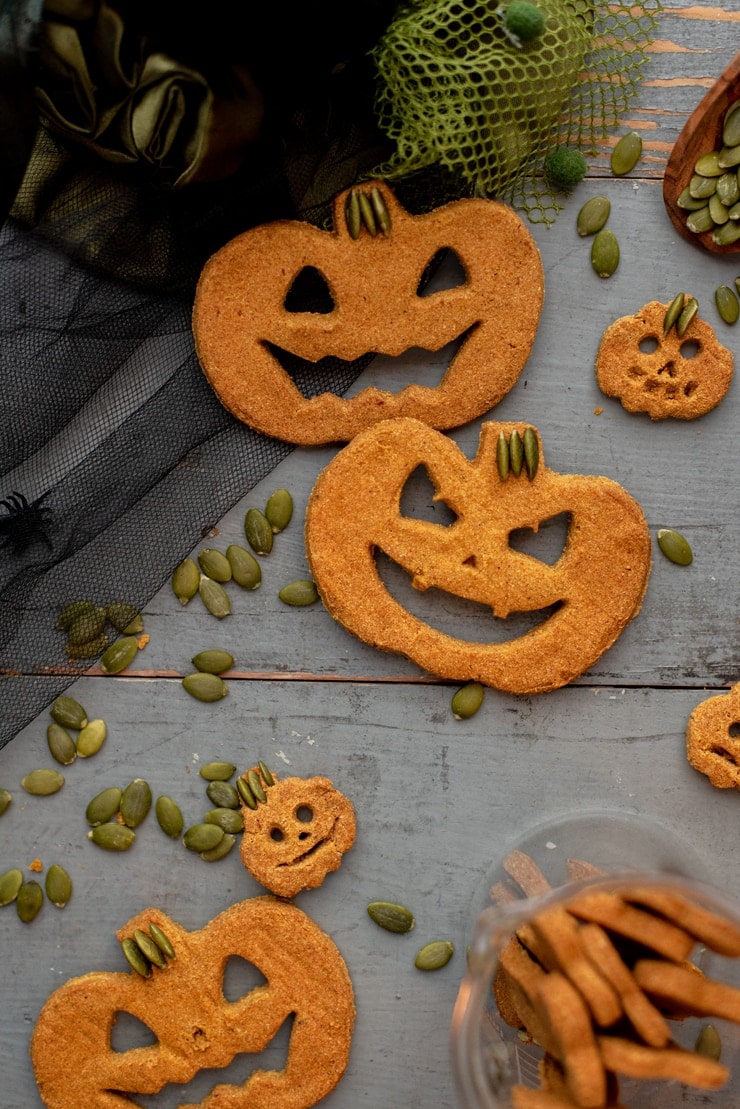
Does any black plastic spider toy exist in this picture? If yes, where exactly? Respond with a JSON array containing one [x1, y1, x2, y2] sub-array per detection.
[[0, 490, 54, 555]]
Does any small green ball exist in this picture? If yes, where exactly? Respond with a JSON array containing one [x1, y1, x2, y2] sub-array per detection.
[[543, 146, 587, 191], [504, 1, 545, 42]]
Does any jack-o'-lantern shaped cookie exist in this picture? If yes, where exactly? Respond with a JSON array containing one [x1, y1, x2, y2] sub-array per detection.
[[305, 418, 652, 694], [686, 682, 740, 790], [192, 181, 544, 444], [31, 767, 356, 1109]]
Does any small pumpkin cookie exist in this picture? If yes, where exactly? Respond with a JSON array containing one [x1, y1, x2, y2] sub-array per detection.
[[686, 681, 740, 790], [192, 180, 544, 445], [595, 299, 733, 419], [305, 417, 651, 694]]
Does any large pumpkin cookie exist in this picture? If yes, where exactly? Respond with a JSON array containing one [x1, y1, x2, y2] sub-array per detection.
[[192, 181, 544, 445], [305, 418, 651, 694]]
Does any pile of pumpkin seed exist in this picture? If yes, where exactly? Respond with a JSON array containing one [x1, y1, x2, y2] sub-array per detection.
[[676, 98, 740, 246], [56, 599, 145, 668], [496, 427, 539, 482], [120, 921, 176, 977], [367, 899, 454, 972]]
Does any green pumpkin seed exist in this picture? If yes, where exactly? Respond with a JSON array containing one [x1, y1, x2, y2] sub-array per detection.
[[237, 776, 257, 809], [345, 188, 362, 240], [718, 143, 740, 169], [713, 220, 740, 245], [76, 718, 107, 758], [172, 557, 200, 604], [66, 633, 109, 659], [657, 528, 693, 566], [50, 695, 87, 731], [694, 151, 723, 177], [0, 867, 23, 906], [16, 880, 43, 923], [66, 606, 107, 646], [278, 579, 319, 606], [45, 864, 72, 908], [100, 635, 139, 674], [723, 101, 740, 147], [689, 173, 717, 200], [133, 928, 167, 968], [200, 832, 237, 861], [155, 795, 184, 838], [576, 195, 610, 235], [611, 131, 642, 175], [198, 548, 232, 583], [496, 432, 509, 481], [192, 649, 234, 675], [590, 229, 620, 278], [183, 822, 225, 853], [451, 681, 485, 720], [709, 193, 729, 225], [47, 723, 77, 766], [121, 936, 151, 977], [88, 822, 137, 851], [206, 780, 240, 809], [676, 297, 699, 337], [21, 768, 64, 796], [414, 939, 454, 971], [716, 171, 740, 208], [715, 284, 739, 324], [183, 671, 229, 703], [244, 508, 273, 555], [0, 789, 11, 816], [509, 429, 524, 477], [247, 769, 267, 804], [199, 761, 236, 781], [358, 190, 378, 236], [663, 293, 686, 334], [198, 576, 231, 619], [105, 602, 143, 633], [676, 187, 708, 211], [85, 786, 122, 826], [258, 760, 275, 787], [56, 599, 96, 630], [367, 900, 415, 934], [264, 488, 294, 533], [149, 923, 176, 960], [695, 1023, 722, 1060], [204, 807, 244, 834], [370, 186, 392, 235], [685, 205, 714, 234], [226, 544, 261, 590], [522, 427, 539, 480], [120, 779, 152, 828]]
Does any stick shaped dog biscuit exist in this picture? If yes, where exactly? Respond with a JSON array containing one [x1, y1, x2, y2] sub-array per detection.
[[534, 972, 607, 1108], [623, 886, 740, 957], [597, 1036, 729, 1089], [633, 959, 740, 1023], [565, 891, 696, 963]]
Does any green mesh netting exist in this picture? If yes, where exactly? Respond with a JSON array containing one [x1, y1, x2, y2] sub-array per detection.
[[370, 0, 662, 222]]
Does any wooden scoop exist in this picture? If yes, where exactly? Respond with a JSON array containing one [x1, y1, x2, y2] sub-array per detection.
[[663, 52, 740, 254]]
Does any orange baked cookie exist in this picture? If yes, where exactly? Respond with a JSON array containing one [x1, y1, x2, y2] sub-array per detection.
[[305, 417, 651, 694], [31, 768, 356, 1109], [192, 180, 544, 445], [595, 299, 733, 420], [686, 681, 740, 790]]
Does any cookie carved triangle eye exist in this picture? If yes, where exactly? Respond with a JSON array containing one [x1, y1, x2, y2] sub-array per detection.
[[222, 955, 268, 1002], [400, 464, 458, 526], [110, 1011, 158, 1052], [284, 266, 334, 314], [417, 248, 467, 297], [509, 512, 571, 566]]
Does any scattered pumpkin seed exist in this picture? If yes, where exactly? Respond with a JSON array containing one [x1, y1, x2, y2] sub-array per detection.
[[192, 649, 234, 674], [0, 789, 11, 816], [610, 130, 642, 176], [183, 822, 225, 853], [121, 936, 151, 977], [66, 633, 109, 659], [663, 292, 685, 334], [172, 557, 200, 605], [76, 718, 107, 758], [695, 1023, 722, 1061], [50, 694, 87, 731], [200, 832, 237, 861], [21, 768, 64, 796], [88, 822, 137, 851], [496, 431, 510, 481], [244, 508, 274, 555], [345, 188, 362, 240], [576, 195, 610, 235], [149, 922, 176, 960], [0, 867, 23, 906], [198, 548, 232, 583], [657, 528, 693, 566], [590, 229, 620, 278], [198, 576, 231, 619], [509, 429, 524, 477], [237, 776, 257, 809], [451, 681, 485, 720], [258, 760, 275, 787], [45, 864, 72, 908], [522, 427, 539, 480], [104, 602, 143, 633], [120, 778, 152, 828], [676, 296, 699, 337], [16, 879, 43, 923], [133, 928, 167, 969], [206, 780, 241, 809], [155, 795, 184, 838], [264, 488, 294, 533], [278, 579, 319, 606], [85, 786, 122, 826], [204, 807, 244, 834], [200, 761, 236, 781], [66, 606, 107, 646], [367, 900, 415, 934], [46, 723, 77, 766], [226, 544, 261, 589], [247, 768, 267, 804], [56, 599, 97, 630], [414, 939, 454, 971], [715, 284, 739, 324], [100, 635, 139, 674]]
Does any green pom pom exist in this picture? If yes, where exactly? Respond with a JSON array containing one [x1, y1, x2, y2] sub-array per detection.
[[543, 146, 587, 191], [504, 1, 545, 42]]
